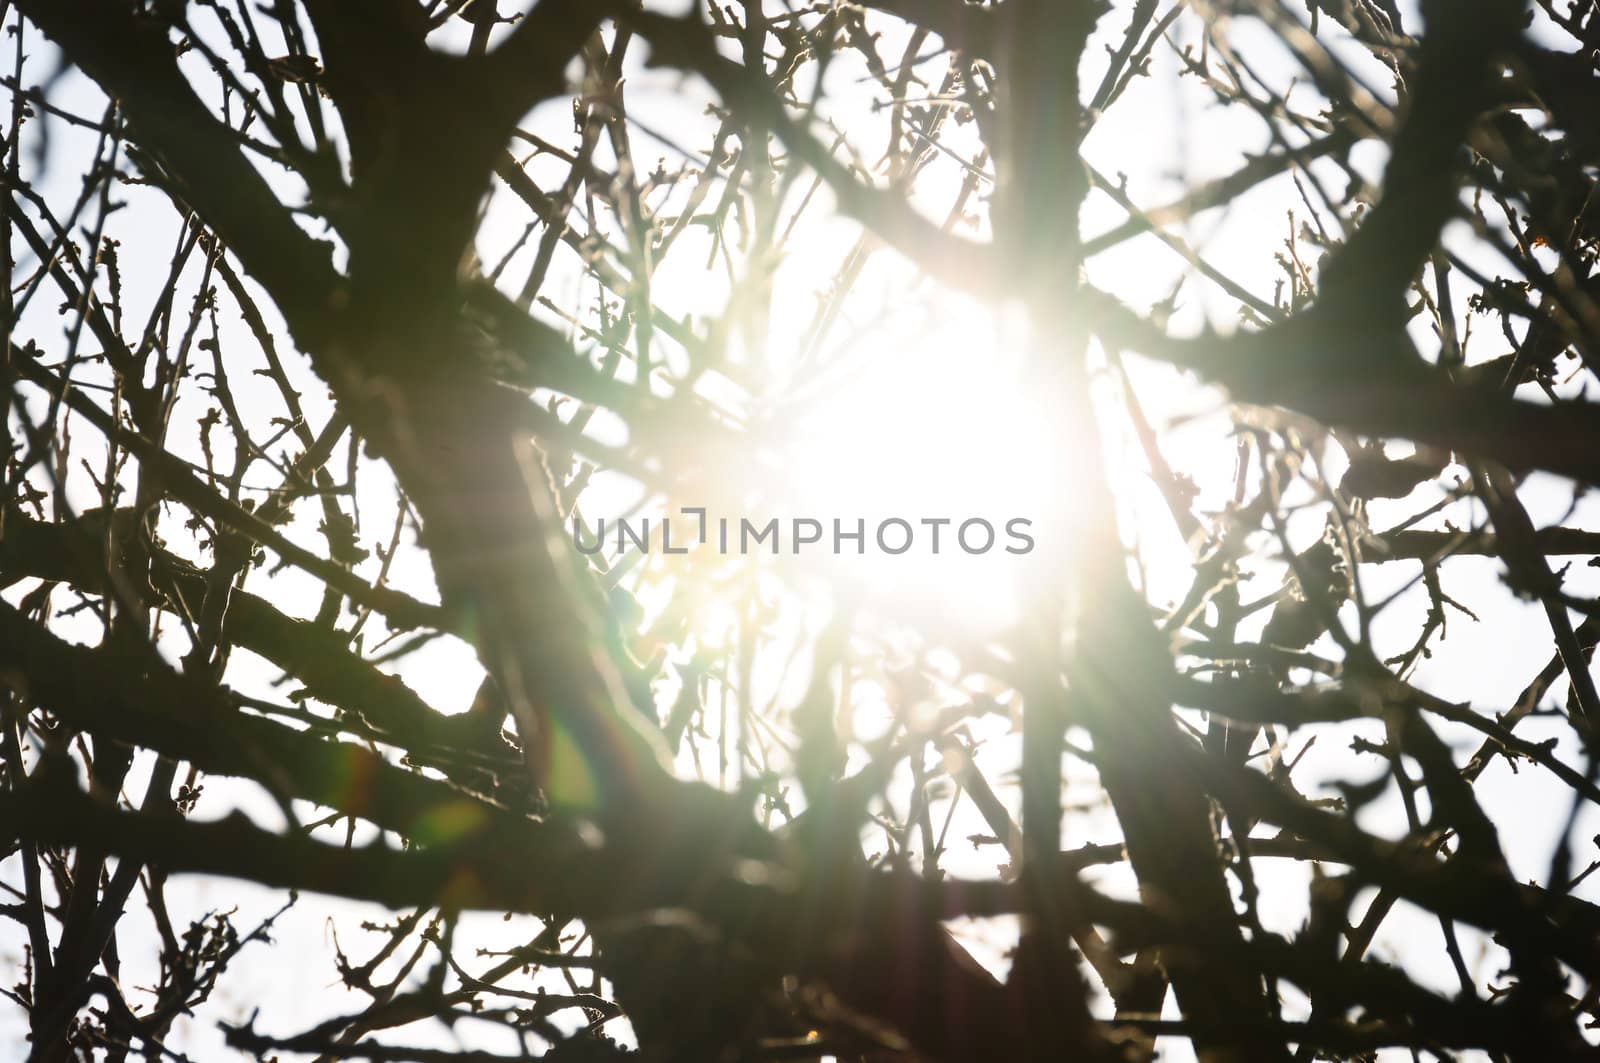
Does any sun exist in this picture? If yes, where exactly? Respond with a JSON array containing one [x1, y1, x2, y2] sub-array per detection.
[[726, 298, 1067, 634], [574, 292, 1233, 661]]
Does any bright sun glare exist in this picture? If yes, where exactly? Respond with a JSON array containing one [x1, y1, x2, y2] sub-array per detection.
[[575, 275, 1226, 665], [754, 304, 1060, 631]]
